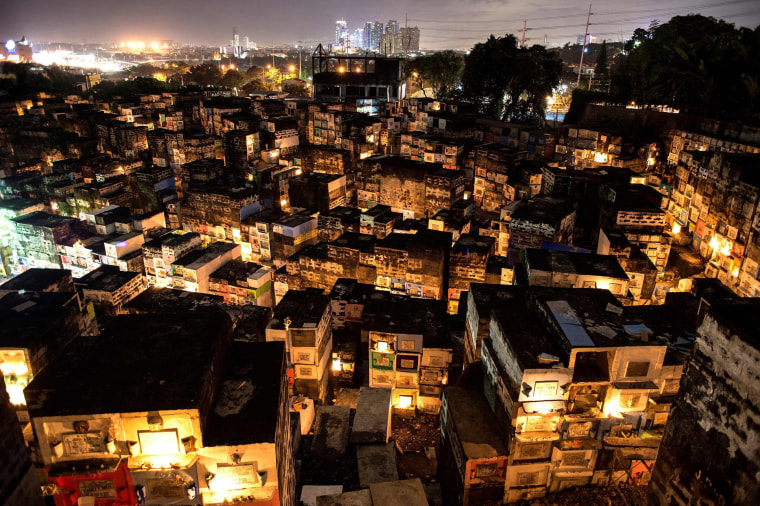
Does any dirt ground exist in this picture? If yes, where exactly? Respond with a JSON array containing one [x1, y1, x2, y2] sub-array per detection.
[[523, 484, 647, 506], [332, 387, 360, 408], [391, 412, 441, 453], [391, 412, 441, 489]]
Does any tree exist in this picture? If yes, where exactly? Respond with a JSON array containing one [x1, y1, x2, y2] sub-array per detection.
[[618, 15, 760, 121], [595, 40, 608, 77], [246, 66, 266, 82], [1, 62, 52, 96], [404, 50, 464, 99], [461, 35, 519, 119], [130, 63, 159, 78], [461, 35, 561, 124], [242, 80, 266, 94], [45, 65, 78, 93], [187, 62, 222, 87], [91, 77, 167, 99], [219, 69, 245, 89], [283, 82, 310, 97]]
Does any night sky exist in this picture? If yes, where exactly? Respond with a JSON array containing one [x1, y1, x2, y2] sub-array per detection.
[[1, 0, 758, 49]]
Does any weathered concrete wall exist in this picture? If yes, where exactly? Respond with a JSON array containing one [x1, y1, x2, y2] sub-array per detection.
[[648, 306, 760, 505], [351, 387, 392, 444], [356, 443, 399, 488], [312, 406, 351, 459]]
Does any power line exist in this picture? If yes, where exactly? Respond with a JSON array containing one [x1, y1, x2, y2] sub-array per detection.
[[591, 7, 760, 26], [594, 0, 755, 16], [420, 8, 757, 41], [411, 0, 754, 27], [418, 2, 760, 48], [416, 27, 523, 33]]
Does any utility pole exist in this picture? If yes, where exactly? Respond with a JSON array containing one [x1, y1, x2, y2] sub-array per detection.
[[577, 4, 592, 88], [520, 20, 527, 48]]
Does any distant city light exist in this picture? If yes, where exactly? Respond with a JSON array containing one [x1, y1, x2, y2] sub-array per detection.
[[32, 50, 125, 72]]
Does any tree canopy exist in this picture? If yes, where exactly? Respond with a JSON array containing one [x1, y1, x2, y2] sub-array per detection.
[[283, 82, 310, 97], [130, 63, 159, 78], [595, 40, 608, 77], [0, 63, 79, 97], [91, 77, 169, 99], [219, 69, 246, 89], [404, 50, 464, 100], [461, 35, 562, 124], [187, 62, 223, 87], [618, 15, 760, 121]]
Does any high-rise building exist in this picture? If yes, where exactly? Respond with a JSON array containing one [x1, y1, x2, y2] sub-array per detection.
[[380, 27, 421, 56], [386, 20, 399, 35], [335, 18, 348, 47], [364, 22, 373, 50], [371, 22, 384, 51], [232, 26, 239, 48], [352, 28, 364, 50], [399, 27, 420, 54]]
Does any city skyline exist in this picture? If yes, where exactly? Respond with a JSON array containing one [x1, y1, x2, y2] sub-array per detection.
[[1, 0, 758, 50]]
